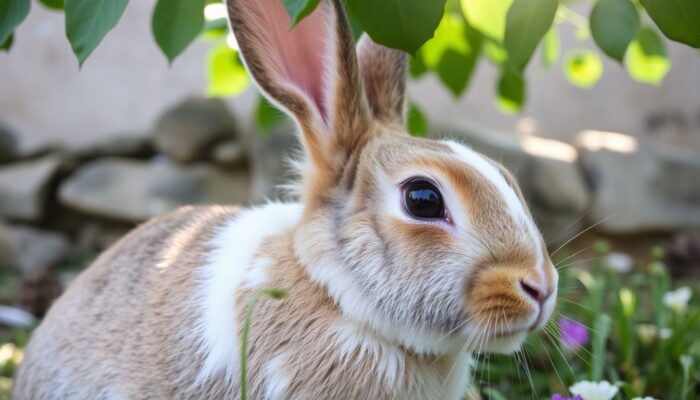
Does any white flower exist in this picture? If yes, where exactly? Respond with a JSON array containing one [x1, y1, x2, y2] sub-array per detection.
[[636, 324, 658, 345], [663, 287, 692, 314], [631, 397, 658, 400], [604, 252, 634, 273], [570, 380, 619, 400], [659, 328, 672, 340]]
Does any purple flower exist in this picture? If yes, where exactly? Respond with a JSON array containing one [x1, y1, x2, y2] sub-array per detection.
[[560, 318, 589, 350], [551, 394, 583, 400]]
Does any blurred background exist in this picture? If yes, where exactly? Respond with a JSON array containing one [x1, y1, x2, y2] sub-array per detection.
[[0, 0, 699, 398]]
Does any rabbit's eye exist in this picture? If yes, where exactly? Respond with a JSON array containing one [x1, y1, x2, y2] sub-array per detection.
[[403, 179, 445, 219]]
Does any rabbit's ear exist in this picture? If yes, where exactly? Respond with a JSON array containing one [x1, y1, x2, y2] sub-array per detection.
[[356, 34, 408, 129], [226, 0, 371, 168]]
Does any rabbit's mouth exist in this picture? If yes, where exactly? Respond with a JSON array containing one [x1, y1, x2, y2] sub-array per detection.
[[482, 330, 528, 354]]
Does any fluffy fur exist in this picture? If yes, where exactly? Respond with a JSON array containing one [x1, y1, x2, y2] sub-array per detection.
[[13, 0, 558, 398]]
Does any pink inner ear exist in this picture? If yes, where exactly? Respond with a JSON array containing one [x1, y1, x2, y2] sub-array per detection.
[[249, 0, 330, 120]]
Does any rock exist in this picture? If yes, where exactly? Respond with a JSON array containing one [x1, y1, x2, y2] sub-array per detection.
[[439, 122, 590, 244], [153, 97, 238, 164], [74, 221, 130, 254], [0, 305, 36, 328], [0, 222, 70, 281], [663, 235, 700, 278], [58, 158, 251, 222], [247, 125, 300, 202], [576, 130, 700, 233], [212, 139, 247, 167], [0, 155, 64, 221], [0, 124, 18, 164], [72, 134, 152, 159]]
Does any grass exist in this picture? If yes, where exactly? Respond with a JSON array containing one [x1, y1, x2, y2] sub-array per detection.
[[1, 242, 699, 399], [477, 243, 700, 399]]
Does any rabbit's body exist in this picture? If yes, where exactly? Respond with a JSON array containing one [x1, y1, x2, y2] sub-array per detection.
[[15, 0, 559, 398], [15, 203, 471, 399]]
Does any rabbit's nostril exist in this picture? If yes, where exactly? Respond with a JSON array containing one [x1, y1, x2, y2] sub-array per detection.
[[519, 279, 544, 303]]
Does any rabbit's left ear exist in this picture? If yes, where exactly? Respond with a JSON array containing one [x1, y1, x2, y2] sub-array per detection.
[[226, 0, 372, 170], [356, 35, 408, 129]]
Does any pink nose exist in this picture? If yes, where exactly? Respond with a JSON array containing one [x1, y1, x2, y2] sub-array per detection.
[[519, 279, 550, 305]]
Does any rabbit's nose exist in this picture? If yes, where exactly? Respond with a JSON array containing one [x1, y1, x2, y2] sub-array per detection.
[[519, 279, 551, 305]]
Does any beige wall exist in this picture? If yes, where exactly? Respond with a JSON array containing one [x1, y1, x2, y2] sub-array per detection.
[[1, 1, 699, 151]]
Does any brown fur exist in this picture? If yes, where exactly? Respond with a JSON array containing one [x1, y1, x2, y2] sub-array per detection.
[[14, 0, 557, 398]]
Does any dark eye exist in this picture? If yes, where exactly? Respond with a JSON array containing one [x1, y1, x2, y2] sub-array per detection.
[[403, 179, 445, 219]]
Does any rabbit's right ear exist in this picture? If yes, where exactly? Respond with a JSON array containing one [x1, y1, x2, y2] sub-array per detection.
[[226, 0, 371, 170]]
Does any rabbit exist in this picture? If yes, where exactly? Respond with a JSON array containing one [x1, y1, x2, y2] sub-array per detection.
[[13, 0, 559, 398]]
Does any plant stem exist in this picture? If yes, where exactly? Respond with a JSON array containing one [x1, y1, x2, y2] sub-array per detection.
[[240, 288, 288, 400]]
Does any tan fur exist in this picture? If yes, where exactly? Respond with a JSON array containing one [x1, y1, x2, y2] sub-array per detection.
[[14, 206, 242, 399], [14, 0, 558, 398]]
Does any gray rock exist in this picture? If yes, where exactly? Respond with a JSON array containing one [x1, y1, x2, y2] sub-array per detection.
[[58, 158, 251, 222], [0, 155, 64, 221], [153, 97, 238, 164], [73, 134, 152, 159], [0, 305, 36, 328], [0, 124, 18, 164], [247, 124, 300, 202], [0, 222, 69, 281], [577, 135, 700, 233], [212, 139, 247, 167], [438, 121, 590, 244]]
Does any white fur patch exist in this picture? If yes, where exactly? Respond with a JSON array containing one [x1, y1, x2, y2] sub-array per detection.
[[195, 202, 303, 383], [264, 353, 290, 400], [328, 320, 405, 386], [296, 218, 464, 356], [444, 141, 545, 276]]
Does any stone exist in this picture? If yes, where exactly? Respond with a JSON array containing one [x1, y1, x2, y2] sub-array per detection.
[[153, 97, 238, 164], [0, 124, 18, 164], [247, 124, 300, 202], [0, 222, 70, 281], [577, 130, 700, 233], [72, 134, 152, 159], [58, 158, 251, 222], [211, 139, 247, 167], [438, 122, 591, 244], [0, 305, 36, 328], [0, 155, 64, 221]]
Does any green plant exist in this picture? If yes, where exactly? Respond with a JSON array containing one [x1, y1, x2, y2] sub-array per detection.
[[239, 287, 288, 400], [478, 246, 700, 399], [1, 0, 698, 123]]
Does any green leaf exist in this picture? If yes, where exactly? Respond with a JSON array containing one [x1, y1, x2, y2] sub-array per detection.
[[504, 0, 558, 70], [0, 0, 30, 46], [206, 43, 250, 97], [541, 27, 560, 69], [563, 49, 603, 88], [152, 0, 205, 63], [39, 0, 64, 10], [1, 33, 13, 51], [407, 103, 428, 137], [496, 68, 524, 113], [625, 26, 670, 84], [65, 0, 128, 66], [283, 0, 321, 27], [419, 13, 481, 96], [591, 313, 612, 381], [482, 38, 507, 65], [590, 0, 640, 62], [641, 0, 700, 48], [409, 54, 427, 78], [461, 0, 512, 41], [346, 0, 447, 54], [255, 96, 287, 134]]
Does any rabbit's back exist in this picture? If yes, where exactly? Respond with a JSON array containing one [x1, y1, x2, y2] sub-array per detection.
[[13, 205, 241, 400]]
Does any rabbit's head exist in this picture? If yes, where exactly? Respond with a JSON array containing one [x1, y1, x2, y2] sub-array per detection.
[[226, 0, 558, 355]]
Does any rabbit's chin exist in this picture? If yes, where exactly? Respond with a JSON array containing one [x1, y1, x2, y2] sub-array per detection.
[[482, 331, 528, 354]]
